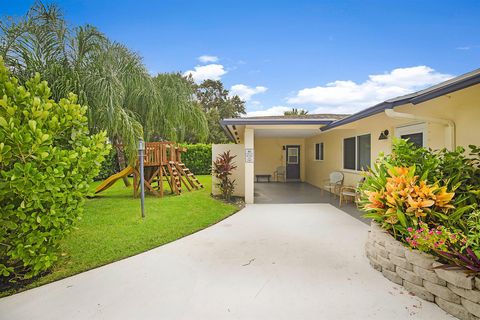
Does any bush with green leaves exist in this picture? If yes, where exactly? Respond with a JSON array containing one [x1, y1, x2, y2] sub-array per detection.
[[94, 147, 120, 181], [0, 57, 109, 281], [359, 138, 480, 271], [180, 143, 212, 175]]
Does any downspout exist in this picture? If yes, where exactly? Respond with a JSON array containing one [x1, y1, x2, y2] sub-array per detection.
[[384, 108, 456, 150]]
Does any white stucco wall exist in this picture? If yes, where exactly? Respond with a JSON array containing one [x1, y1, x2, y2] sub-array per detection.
[[211, 144, 245, 197]]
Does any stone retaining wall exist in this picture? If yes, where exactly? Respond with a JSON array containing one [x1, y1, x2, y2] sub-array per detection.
[[366, 221, 480, 320]]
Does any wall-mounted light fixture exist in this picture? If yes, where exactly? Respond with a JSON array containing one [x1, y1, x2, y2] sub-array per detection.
[[282, 145, 286, 150], [378, 129, 389, 140]]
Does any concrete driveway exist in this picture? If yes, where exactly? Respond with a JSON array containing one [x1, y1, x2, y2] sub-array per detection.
[[0, 204, 453, 320]]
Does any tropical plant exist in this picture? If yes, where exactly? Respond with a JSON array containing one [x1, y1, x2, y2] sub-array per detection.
[[360, 164, 455, 237], [212, 151, 237, 201], [405, 222, 465, 253], [0, 1, 208, 167], [284, 108, 309, 116], [465, 210, 480, 256], [0, 57, 109, 280], [359, 138, 480, 272], [436, 248, 480, 273]]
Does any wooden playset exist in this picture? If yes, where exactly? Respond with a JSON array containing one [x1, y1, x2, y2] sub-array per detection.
[[95, 142, 203, 197]]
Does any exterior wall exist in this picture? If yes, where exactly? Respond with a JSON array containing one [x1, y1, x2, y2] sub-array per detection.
[[244, 128, 255, 204], [211, 144, 245, 197], [254, 137, 306, 181], [305, 83, 480, 189]]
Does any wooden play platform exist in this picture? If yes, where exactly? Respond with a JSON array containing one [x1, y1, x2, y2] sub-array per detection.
[[95, 142, 203, 197]]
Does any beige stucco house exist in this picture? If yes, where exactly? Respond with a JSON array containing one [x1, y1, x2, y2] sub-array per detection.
[[214, 68, 480, 204]]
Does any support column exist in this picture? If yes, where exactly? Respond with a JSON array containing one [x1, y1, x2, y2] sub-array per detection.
[[244, 128, 254, 204]]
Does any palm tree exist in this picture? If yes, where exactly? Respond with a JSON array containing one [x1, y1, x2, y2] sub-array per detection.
[[284, 108, 309, 116], [0, 1, 208, 174]]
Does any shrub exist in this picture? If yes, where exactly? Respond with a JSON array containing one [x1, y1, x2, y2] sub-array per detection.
[[212, 151, 237, 201], [0, 57, 109, 281], [359, 138, 480, 271], [95, 146, 120, 181], [180, 143, 211, 175]]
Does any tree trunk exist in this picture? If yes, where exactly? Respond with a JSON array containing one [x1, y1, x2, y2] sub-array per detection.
[[114, 138, 131, 187]]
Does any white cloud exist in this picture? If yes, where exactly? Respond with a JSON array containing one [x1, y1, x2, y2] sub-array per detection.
[[183, 64, 227, 83], [245, 105, 291, 117], [198, 55, 219, 63], [230, 84, 267, 101], [287, 66, 453, 114]]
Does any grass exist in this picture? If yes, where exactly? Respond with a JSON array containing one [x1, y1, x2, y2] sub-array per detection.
[[2, 175, 239, 296]]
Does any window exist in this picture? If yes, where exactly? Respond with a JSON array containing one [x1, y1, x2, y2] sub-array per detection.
[[343, 137, 356, 170], [357, 134, 371, 171], [343, 134, 371, 171], [395, 123, 426, 148], [314, 142, 324, 161], [287, 147, 299, 164]]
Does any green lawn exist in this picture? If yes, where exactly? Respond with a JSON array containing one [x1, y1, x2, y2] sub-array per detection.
[[3, 175, 239, 296]]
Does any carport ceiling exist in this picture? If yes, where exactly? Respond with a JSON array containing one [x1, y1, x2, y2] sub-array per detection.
[[254, 128, 321, 138]]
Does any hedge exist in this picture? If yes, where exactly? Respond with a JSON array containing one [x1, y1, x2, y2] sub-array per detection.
[[180, 144, 212, 175]]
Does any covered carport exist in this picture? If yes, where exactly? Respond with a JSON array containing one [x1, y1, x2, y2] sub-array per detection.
[[218, 115, 345, 204]]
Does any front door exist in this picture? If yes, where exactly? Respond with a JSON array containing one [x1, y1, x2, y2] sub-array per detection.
[[285, 145, 300, 180]]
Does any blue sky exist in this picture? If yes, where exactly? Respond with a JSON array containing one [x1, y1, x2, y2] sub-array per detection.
[[3, 0, 480, 115]]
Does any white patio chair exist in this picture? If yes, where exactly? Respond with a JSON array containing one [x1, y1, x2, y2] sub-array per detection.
[[321, 171, 344, 198], [339, 177, 365, 207], [274, 166, 286, 182]]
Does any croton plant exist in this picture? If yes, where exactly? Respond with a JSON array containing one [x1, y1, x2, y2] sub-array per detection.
[[359, 139, 480, 273]]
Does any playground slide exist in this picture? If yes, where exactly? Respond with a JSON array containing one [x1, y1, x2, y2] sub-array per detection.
[[95, 166, 134, 194]]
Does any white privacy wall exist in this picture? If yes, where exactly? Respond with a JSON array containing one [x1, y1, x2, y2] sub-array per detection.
[[211, 144, 245, 197]]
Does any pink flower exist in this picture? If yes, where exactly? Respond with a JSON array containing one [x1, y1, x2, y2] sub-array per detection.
[[428, 230, 434, 235], [436, 231, 442, 235], [407, 227, 413, 232]]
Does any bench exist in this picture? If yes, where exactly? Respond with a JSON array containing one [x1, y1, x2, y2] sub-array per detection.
[[255, 174, 271, 183]]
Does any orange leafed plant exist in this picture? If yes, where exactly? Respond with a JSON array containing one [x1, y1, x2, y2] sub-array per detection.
[[360, 165, 455, 231]]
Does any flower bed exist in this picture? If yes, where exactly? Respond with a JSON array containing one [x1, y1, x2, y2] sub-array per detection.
[[366, 221, 480, 320]]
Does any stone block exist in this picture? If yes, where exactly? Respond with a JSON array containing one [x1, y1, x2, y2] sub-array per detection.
[[403, 280, 434, 302], [476, 278, 480, 291], [375, 231, 393, 247], [367, 230, 376, 242], [462, 298, 480, 318], [424, 280, 461, 304], [370, 257, 382, 272], [448, 284, 480, 304], [436, 297, 472, 320], [365, 242, 375, 260], [374, 242, 388, 259], [385, 240, 406, 258], [370, 220, 383, 232], [413, 265, 446, 286], [397, 266, 423, 286], [433, 263, 474, 290], [377, 254, 395, 272], [389, 254, 413, 271], [404, 249, 436, 269], [382, 268, 403, 285]]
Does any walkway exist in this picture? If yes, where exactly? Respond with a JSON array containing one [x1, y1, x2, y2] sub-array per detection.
[[255, 182, 368, 224], [0, 204, 453, 320]]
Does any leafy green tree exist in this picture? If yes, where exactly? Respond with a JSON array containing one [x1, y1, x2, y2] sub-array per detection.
[[284, 108, 309, 116], [190, 79, 245, 143], [0, 1, 208, 172], [0, 57, 109, 280]]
